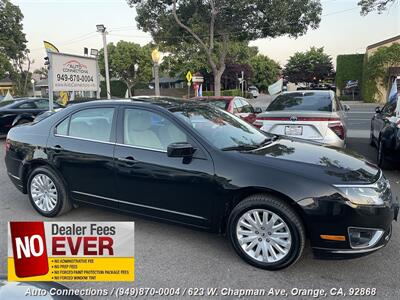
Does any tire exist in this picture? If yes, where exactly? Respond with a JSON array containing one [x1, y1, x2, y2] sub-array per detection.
[[377, 138, 393, 170], [228, 194, 305, 270], [27, 166, 72, 217]]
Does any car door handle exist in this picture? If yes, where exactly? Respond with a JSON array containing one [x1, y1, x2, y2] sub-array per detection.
[[51, 145, 63, 152], [117, 156, 137, 165]]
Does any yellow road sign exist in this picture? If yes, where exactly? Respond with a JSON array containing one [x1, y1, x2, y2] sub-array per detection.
[[186, 71, 193, 83]]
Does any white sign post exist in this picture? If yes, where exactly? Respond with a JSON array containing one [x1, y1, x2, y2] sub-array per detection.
[[48, 52, 100, 111]]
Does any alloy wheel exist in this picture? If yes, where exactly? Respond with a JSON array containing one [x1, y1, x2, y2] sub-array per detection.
[[30, 174, 58, 212], [236, 209, 292, 263]]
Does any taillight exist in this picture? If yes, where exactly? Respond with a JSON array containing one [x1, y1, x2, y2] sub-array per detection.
[[329, 122, 345, 140], [256, 117, 340, 122]]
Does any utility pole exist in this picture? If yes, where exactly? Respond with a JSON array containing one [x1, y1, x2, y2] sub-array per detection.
[[241, 71, 245, 97], [151, 49, 161, 96], [97, 24, 111, 99]]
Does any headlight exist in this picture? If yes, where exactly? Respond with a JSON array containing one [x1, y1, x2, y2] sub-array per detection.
[[334, 173, 391, 206], [336, 186, 384, 205]]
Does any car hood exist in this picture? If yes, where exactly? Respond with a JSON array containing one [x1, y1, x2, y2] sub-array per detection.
[[239, 138, 380, 185]]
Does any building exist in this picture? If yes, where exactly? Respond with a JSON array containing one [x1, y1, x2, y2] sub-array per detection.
[[365, 35, 400, 103], [0, 77, 15, 97]]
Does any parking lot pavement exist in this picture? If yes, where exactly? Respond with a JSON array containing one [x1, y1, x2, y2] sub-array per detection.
[[1, 121, 399, 299]]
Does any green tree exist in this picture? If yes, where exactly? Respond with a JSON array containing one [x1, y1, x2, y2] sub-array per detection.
[[362, 43, 400, 102], [98, 41, 153, 97], [284, 47, 334, 84], [0, 0, 30, 95], [33, 67, 48, 79], [127, 0, 322, 96], [0, 52, 12, 79], [358, 0, 397, 15], [250, 54, 281, 92]]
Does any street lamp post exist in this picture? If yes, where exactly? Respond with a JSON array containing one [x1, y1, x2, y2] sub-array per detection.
[[151, 49, 161, 97], [97, 24, 111, 99], [30, 79, 35, 97]]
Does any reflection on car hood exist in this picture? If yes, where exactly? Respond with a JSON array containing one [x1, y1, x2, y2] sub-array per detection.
[[243, 138, 379, 184]]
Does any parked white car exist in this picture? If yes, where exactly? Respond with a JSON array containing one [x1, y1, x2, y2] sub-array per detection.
[[248, 86, 260, 98], [253, 90, 349, 148]]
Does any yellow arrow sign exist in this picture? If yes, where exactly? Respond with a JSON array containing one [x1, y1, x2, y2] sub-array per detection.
[[186, 71, 193, 83]]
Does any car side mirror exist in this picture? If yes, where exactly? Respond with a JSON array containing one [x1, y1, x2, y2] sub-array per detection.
[[344, 104, 350, 111], [254, 107, 262, 114], [167, 142, 196, 158], [375, 106, 381, 114]]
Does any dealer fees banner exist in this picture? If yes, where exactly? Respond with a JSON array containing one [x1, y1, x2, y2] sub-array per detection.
[[8, 221, 135, 281]]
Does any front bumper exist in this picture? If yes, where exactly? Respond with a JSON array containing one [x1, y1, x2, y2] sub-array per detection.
[[313, 225, 393, 259], [304, 192, 399, 260]]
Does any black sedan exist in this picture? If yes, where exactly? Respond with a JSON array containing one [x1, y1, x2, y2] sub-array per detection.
[[5, 97, 398, 270], [370, 101, 400, 169], [0, 98, 62, 135]]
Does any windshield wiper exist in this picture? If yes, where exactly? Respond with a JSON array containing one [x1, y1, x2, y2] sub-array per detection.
[[221, 145, 259, 151]]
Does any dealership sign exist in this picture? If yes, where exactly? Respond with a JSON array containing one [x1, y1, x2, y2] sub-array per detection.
[[50, 52, 99, 92], [8, 221, 134, 281]]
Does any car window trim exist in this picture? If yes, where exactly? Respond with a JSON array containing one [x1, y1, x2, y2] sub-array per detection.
[[54, 133, 117, 145], [117, 105, 212, 160], [52, 105, 117, 143]]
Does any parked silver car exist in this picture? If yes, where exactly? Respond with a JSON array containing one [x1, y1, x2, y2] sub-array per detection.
[[254, 90, 349, 147]]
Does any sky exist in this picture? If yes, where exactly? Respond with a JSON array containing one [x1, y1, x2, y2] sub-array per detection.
[[11, 0, 400, 71]]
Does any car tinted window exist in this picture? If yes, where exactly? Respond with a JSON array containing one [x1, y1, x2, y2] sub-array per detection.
[[240, 99, 254, 113], [124, 109, 187, 151], [382, 102, 396, 116], [0, 100, 14, 107], [16, 102, 36, 109], [205, 100, 229, 110], [233, 98, 244, 113], [56, 118, 69, 135], [267, 92, 333, 112], [34, 99, 60, 109], [68, 108, 114, 142], [172, 106, 266, 150]]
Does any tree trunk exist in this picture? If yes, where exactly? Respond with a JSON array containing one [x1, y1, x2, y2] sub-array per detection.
[[214, 69, 224, 96], [126, 83, 132, 98]]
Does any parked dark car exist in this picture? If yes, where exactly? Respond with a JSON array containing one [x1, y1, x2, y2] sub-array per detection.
[[192, 96, 262, 124], [0, 98, 62, 135], [370, 100, 400, 168], [5, 97, 398, 270]]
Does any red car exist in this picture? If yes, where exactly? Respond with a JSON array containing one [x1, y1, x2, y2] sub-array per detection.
[[192, 96, 262, 124]]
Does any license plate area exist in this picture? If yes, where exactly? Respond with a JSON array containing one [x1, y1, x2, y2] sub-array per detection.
[[285, 125, 303, 136]]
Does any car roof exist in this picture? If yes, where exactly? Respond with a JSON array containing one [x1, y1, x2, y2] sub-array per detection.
[[192, 96, 234, 101], [70, 96, 212, 111], [281, 90, 334, 97]]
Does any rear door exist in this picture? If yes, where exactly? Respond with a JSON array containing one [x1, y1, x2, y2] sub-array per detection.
[[47, 106, 118, 208]]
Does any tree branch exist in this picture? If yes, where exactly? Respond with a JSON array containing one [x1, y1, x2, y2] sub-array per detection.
[[209, 0, 217, 50], [172, 0, 216, 70]]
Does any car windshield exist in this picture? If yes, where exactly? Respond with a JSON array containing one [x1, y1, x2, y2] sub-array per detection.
[[0, 100, 15, 107], [203, 100, 230, 110], [267, 92, 332, 112], [171, 105, 269, 150]]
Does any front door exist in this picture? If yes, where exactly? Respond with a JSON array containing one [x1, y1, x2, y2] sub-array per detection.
[[47, 106, 117, 208], [113, 106, 215, 228]]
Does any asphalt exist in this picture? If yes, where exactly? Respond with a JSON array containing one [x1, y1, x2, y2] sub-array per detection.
[[0, 101, 399, 299]]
